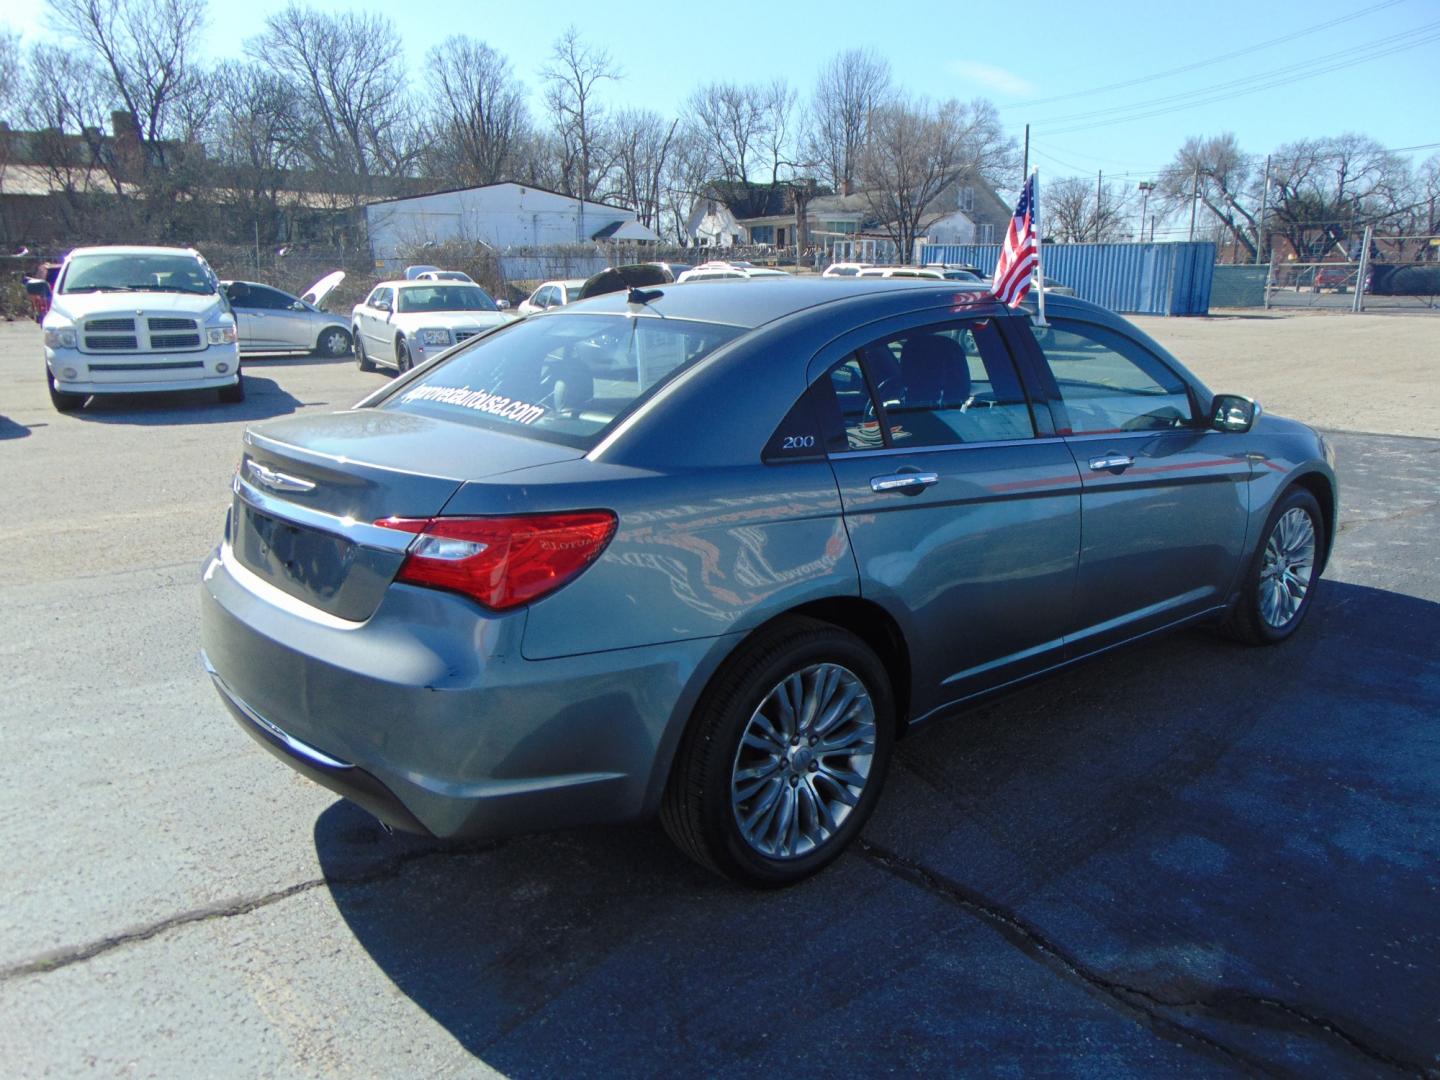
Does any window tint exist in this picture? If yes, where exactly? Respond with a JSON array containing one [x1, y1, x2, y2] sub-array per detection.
[[383, 314, 743, 449], [1031, 321, 1193, 434], [850, 320, 1035, 448], [243, 286, 293, 310], [368, 287, 392, 309], [822, 357, 886, 451], [396, 285, 498, 313]]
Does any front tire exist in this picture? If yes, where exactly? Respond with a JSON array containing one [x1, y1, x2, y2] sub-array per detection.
[[315, 327, 351, 358], [47, 369, 85, 412], [217, 375, 245, 404], [661, 617, 894, 887], [355, 329, 374, 372], [1220, 486, 1324, 645]]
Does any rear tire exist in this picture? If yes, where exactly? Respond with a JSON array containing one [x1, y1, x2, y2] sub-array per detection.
[[218, 375, 246, 404], [661, 616, 894, 887], [1219, 486, 1324, 645], [396, 337, 412, 373], [47, 369, 85, 412]]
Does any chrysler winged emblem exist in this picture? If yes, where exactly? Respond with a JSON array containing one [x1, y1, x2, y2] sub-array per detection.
[[246, 460, 316, 494]]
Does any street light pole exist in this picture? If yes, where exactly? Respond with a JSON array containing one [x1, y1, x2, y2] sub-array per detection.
[[1137, 181, 1154, 245]]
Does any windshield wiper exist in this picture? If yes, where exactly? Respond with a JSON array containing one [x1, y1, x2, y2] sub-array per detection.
[[65, 285, 138, 293], [129, 284, 213, 294]]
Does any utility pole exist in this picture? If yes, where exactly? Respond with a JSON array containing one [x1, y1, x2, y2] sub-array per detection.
[[1255, 154, 1271, 266], [1022, 124, 1029, 182], [1095, 170, 1103, 242], [1188, 167, 1199, 242]]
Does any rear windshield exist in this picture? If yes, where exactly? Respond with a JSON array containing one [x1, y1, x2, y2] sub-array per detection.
[[60, 252, 217, 295], [382, 313, 744, 448], [396, 285, 497, 313]]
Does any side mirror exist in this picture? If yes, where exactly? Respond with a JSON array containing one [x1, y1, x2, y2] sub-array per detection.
[[1211, 393, 1261, 433], [496, 299, 511, 310], [374, 300, 390, 312], [291, 301, 307, 311]]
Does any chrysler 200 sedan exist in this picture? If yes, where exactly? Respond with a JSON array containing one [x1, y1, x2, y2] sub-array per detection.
[[200, 280, 1336, 886]]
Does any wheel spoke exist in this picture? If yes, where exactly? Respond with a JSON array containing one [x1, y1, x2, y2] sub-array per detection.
[[730, 661, 877, 860]]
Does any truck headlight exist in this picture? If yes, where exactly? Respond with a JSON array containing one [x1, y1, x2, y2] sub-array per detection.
[[44, 327, 77, 349], [207, 325, 238, 345], [419, 328, 452, 347]]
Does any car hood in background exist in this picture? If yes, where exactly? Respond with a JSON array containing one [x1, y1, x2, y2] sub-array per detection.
[[390, 311, 516, 333], [301, 270, 345, 308]]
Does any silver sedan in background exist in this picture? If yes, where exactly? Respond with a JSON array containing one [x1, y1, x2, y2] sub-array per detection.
[[223, 272, 352, 357]]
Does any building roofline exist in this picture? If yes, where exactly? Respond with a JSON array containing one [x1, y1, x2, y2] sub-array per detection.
[[362, 181, 630, 213]]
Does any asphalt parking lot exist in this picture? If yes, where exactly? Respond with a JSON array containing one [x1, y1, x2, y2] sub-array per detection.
[[1, 314, 1437, 1077]]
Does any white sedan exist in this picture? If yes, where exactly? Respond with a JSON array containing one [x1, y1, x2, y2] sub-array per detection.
[[518, 278, 587, 316], [351, 281, 517, 373]]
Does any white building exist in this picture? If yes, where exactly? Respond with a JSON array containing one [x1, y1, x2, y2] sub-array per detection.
[[364, 183, 652, 268]]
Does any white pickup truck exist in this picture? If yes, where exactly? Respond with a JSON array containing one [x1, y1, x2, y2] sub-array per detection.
[[41, 245, 242, 411]]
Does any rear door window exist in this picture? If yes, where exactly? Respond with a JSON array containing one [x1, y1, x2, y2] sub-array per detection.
[[382, 313, 744, 448]]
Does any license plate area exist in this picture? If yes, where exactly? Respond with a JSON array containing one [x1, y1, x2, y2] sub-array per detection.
[[237, 499, 356, 605]]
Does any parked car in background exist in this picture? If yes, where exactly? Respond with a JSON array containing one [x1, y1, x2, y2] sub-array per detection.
[[42, 245, 242, 411], [676, 261, 790, 283], [518, 278, 587, 316], [403, 265, 441, 280], [822, 262, 872, 278], [223, 273, 351, 357], [924, 262, 985, 277], [856, 266, 947, 280], [201, 279, 1335, 886], [415, 270, 476, 283], [351, 280, 516, 373], [1041, 277, 1078, 297], [578, 263, 677, 299]]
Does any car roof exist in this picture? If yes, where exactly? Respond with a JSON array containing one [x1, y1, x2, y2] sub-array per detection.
[[555, 277, 1004, 329], [375, 279, 486, 290], [545, 278, 588, 287]]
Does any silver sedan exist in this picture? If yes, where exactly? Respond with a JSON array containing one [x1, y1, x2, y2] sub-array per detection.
[[223, 274, 352, 357]]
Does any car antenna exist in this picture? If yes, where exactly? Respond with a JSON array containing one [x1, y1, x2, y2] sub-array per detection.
[[627, 287, 663, 305]]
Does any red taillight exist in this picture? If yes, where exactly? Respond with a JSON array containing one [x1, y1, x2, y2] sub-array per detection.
[[376, 512, 617, 610]]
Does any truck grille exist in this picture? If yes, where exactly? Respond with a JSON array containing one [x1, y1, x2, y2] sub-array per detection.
[[151, 332, 202, 349], [78, 312, 207, 354], [88, 361, 205, 371]]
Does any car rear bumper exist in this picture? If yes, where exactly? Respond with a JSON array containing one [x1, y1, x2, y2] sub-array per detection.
[[199, 544, 733, 838]]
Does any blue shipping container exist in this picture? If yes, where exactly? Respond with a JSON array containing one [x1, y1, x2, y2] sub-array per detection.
[[919, 242, 1216, 315]]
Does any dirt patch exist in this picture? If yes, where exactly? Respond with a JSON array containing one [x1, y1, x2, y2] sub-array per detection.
[[1133, 310, 1439, 438]]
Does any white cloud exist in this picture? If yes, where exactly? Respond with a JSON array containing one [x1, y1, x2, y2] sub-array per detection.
[[948, 60, 1037, 99]]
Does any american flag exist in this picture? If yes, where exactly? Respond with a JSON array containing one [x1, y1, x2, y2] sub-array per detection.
[[991, 173, 1038, 306]]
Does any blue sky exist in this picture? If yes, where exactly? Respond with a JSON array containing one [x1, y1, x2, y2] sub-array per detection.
[[6, 0, 1438, 185]]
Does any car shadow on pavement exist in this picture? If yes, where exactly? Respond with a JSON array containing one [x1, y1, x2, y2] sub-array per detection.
[[314, 580, 1440, 1076], [69, 376, 307, 425]]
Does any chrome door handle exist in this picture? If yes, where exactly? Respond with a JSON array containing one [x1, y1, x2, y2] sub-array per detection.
[[1089, 455, 1134, 471], [870, 471, 939, 493]]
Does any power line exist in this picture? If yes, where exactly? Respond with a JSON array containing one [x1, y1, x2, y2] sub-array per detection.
[[1001, 0, 1406, 110], [1037, 26, 1440, 137], [1033, 19, 1440, 129]]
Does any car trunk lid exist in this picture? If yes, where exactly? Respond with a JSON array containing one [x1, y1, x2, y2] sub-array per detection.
[[230, 409, 584, 620]]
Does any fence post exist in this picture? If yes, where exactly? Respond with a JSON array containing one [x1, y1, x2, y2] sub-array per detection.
[[1352, 224, 1373, 313]]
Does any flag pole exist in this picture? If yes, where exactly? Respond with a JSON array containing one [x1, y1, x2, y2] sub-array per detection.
[[1032, 167, 1048, 327]]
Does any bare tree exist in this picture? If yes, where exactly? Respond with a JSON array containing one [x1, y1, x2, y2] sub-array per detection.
[[685, 81, 771, 186], [541, 26, 618, 199], [248, 4, 417, 196], [209, 61, 305, 241], [804, 47, 892, 195], [1266, 133, 1411, 259], [1157, 134, 1260, 257], [1045, 174, 1135, 242], [17, 44, 116, 237], [46, 0, 207, 164], [609, 109, 678, 229], [758, 79, 798, 187], [425, 37, 529, 187], [858, 96, 1015, 261], [659, 124, 713, 243], [0, 29, 21, 127]]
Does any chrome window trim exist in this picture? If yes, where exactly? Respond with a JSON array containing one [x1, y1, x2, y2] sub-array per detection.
[[829, 435, 1066, 461], [232, 473, 415, 553]]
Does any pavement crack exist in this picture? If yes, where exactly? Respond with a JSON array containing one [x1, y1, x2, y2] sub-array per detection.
[[1335, 501, 1440, 534], [856, 839, 1430, 1078], [0, 840, 502, 983]]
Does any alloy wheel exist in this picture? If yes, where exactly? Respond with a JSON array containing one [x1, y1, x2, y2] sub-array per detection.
[[730, 662, 876, 860], [1258, 506, 1316, 628]]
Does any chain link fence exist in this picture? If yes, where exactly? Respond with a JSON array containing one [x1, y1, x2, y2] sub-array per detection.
[[1264, 233, 1440, 312]]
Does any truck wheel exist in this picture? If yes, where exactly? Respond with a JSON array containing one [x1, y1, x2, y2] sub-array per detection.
[[218, 375, 246, 404]]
